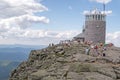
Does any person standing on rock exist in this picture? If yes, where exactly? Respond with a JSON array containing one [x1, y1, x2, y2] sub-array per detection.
[[85, 47, 90, 55], [94, 45, 99, 56], [102, 52, 106, 57]]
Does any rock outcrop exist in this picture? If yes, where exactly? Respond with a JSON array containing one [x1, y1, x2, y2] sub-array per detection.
[[9, 42, 120, 80]]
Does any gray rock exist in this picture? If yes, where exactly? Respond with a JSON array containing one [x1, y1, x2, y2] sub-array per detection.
[[9, 43, 120, 80]]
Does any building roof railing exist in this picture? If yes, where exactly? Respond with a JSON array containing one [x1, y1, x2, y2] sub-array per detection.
[[84, 8, 106, 15]]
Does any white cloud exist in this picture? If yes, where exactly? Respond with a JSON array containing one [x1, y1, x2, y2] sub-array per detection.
[[106, 31, 120, 47], [0, 0, 117, 46], [89, 0, 112, 4], [83, 11, 90, 15], [101, 10, 112, 15], [0, 0, 79, 45], [84, 0, 112, 15], [0, 29, 79, 45], [0, 0, 48, 18], [0, 0, 52, 45], [0, 14, 49, 30]]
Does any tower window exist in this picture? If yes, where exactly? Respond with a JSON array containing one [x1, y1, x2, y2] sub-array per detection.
[[95, 15, 97, 20], [93, 15, 94, 20], [98, 15, 100, 20]]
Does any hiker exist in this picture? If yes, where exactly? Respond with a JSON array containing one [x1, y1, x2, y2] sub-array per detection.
[[103, 46, 107, 51], [99, 43, 103, 48], [85, 47, 90, 55], [109, 43, 113, 47], [94, 45, 99, 55], [84, 41, 87, 45], [51, 43, 54, 46], [90, 45, 94, 49], [87, 41, 91, 46], [102, 53, 106, 57], [59, 40, 63, 44]]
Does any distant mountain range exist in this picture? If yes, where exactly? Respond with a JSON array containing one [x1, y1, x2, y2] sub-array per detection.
[[0, 61, 20, 80], [0, 44, 47, 80], [0, 44, 47, 61]]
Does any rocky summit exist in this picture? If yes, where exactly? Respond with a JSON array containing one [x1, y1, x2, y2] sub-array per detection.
[[9, 41, 120, 80]]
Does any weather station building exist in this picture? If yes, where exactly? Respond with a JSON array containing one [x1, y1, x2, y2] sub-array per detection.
[[74, 8, 106, 43]]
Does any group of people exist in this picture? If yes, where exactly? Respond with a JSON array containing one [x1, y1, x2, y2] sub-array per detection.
[[48, 39, 113, 57], [85, 41, 114, 57]]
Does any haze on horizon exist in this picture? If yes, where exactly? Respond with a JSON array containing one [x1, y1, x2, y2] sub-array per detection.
[[0, 0, 120, 47]]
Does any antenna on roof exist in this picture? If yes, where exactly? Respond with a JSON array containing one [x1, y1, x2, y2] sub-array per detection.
[[103, 1, 106, 14], [103, 3, 105, 11]]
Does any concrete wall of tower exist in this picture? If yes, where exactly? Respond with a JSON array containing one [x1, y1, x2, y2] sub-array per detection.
[[84, 14, 106, 43]]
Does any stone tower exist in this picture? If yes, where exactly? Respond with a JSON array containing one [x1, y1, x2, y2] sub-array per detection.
[[84, 8, 106, 43], [73, 8, 106, 43]]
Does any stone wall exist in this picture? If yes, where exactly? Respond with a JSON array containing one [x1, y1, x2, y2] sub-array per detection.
[[85, 20, 106, 43]]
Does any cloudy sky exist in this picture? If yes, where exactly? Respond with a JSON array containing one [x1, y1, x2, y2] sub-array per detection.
[[0, 0, 120, 46]]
